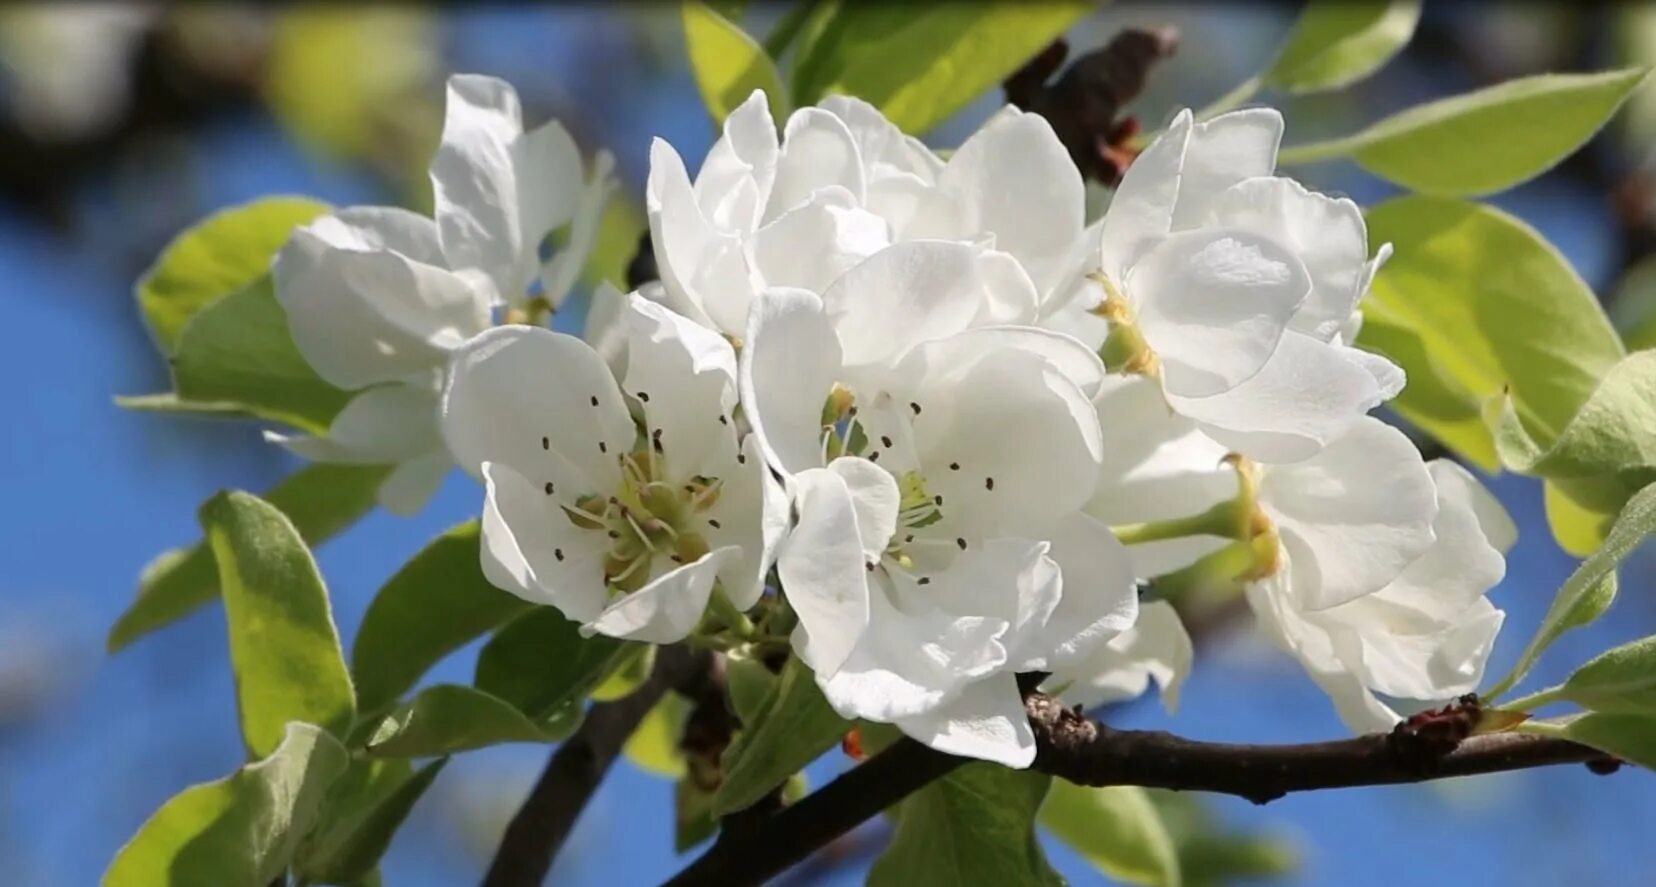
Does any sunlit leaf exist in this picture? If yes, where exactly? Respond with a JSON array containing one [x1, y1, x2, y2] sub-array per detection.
[[869, 763, 1062, 886], [683, 1, 788, 125], [1559, 635, 1656, 715], [1263, 0, 1420, 94], [365, 685, 576, 758], [473, 606, 630, 720], [713, 655, 849, 816], [1041, 781, 1180, 886], [297, 758, 445, 885]]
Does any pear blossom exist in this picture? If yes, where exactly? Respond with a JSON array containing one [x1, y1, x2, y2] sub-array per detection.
[[1059, 107, 1402, 464], [1042, 600, 1194, 713], [267, 73, 613, 514], [645, 90, 1086, 338], [440, 295, 784, 642], [1248, 460, 1514, 732], [740, 241, 1136, 767]]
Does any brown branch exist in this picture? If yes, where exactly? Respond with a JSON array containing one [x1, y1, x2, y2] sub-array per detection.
[[667, 691, 1613, 887], [480, 645, 711, 887]]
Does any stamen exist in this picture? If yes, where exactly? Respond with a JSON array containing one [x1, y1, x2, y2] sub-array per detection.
[[909, 401, 922, 415], [541, 436, 550, 450], [598, 441, 608, 454], [868, 450, 881, 463], [544, 482, 554, 495], [917, 577, 931, 586], [956, 537, 967, 550], [708, 518, 722, 529], [880, 435, 893, 448], [637, 391, 651, 402], [554, 548, 565, 561], [949, 462, 960, 471], [623, 512, 657, 551], [607, 552, 650, 585], [985, 477, 995, 491], [589, 395, 599, 406]]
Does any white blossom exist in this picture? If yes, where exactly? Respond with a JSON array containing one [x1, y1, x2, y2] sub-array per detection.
[[440, 296, 784, 643], [740, 241, 1136, 767], [645, 90, 1086, 339], [1043, 600, 1194, 713], [267, 73, 613, 514]]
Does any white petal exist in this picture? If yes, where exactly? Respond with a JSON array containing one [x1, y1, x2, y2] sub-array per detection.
[[906, 108, 1085, 297], [1246, 569, 1400, 733], [623, 296, 739, 479], [1174, 333, 1403, 464], [901, 324, 1107, 400], [820, 240, 986, 371], [705, 435, 789, 610], [694, 90, 779, 234], [274, 216, 488, 390], [431, 74, 582, 300], [914, 538, 1062, 669], [740, 287, 842, 477], [376, 449, 452, 517], [895, 672, 1036, 768], [1043, 600, 1193, 713], [907, 346, 1103, 538], [1034, 513, 1140, 669], [1261, 417, 1438, 610], [647, 138, 756, 336], [1169, 107, 1282, 230], [821, 575, 1009, 721], [583, 547, 735, 643], [1098, 109, 1190, 280], [1203, 176, 1368, 341], [540, 149, 618, 308], [768, 107, 866, 221], [828, 457, 900, 560], [1431, 460, 1516, 554], [266, 383, 441, 464], [479, 461, 610, 621], [778, 467, 873, 677], [971, 249, 1042, 326], [582, 280, 631, 377], [817, 94, 942, 182], [440, 325, 635, 494], [1129, 227, 1311, 398], [748, 187, 890, 293]]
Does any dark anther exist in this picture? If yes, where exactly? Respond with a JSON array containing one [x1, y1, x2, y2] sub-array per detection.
[[986, 477, 996, 491], [599, 441, 608, 454], [869, 451, 881, 463], [542, 436, 550, 450], [737, 453, 747, 464], [847, 406, 858, 417], [865, 561, 875, 572], [590, 395, 599, 406], [933, 494, 943, 506], [708, 518, 722, 529], [949, 462, 960, 470], [554, 548, 565, 562], [880, 435, 893, 448], [718, 414, 729, 425], [607, 529, 621, 539], [917, 577, 931, 586], [544, 482, 555, 495], [956, 537, 967, 550], [909, 401, 922, 415], [638, 391, 651, 402], [1004, 28, 1180, 187]]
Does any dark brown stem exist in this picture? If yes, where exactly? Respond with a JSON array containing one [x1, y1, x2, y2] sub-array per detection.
[[667, 691, 1612, 887], [480, 645, 709, 887]]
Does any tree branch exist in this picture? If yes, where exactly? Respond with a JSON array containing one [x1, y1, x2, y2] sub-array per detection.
[[667, 691, 1614, 887], [481, 645, 711, 887]]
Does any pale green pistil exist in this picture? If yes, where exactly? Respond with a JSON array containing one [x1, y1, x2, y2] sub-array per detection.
[[560, 449, 717, 596]]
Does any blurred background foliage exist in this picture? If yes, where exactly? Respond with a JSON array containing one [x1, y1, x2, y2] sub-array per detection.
[[1, 2, 1653, 884]]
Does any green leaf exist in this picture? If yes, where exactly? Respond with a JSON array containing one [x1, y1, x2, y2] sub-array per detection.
[[1362, 196, 1624, 447], [869, 762, 1063, 887], [625, 694, 690, 779], [137, 196, 330, 353], [791, 1, 1091, 135], [114, 392, 256, 420], [1537, 712, 1656, 770], [1280, 68, 1651, 195], [1041, 781, 1181, 887], [1487, 481, 1656, 699], [713, 655, 850, 815], [297, 757, 446, 885], [204, 490, 356, 757], [1485, 352, 1656, 478], [724, 650, 778, 724], [352, 522, 532, 714], [473, 607, 631, 719], [108, 463, 390, 653], [1559, 635, 1656, 715], [172, 277, 353, 434], [106, 722, 350, 887], [591, 644, 655, 702], [1263, 0, 1420, 94], [1546, 476, 1630, 556], [1354, 312, 1498, 470], [676, 775, 720, 853], [1610, 254, 1656, 352], [365, 684, 576, 757], [683, 1, 788, 125]]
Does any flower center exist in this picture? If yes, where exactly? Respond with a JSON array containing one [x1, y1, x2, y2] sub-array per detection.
[[559, 448, 717, 595]]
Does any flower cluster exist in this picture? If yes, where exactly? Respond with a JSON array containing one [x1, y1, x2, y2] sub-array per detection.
[[269, 77, 1515, 766]]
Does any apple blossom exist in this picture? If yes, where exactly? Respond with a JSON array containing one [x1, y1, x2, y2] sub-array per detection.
[[267, 73, 613, 514], [1063, 107, 1402, 464], [1042, 600, 1193, 713], [740, 241, 1136, 767], [645, 90, 1086, 339], [440, 295, 784, 643]]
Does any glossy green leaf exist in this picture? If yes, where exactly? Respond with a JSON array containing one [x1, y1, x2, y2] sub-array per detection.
[[1263, 0, 1420, 94], [1559, 635, 1656, 715], [1280, 68, 1650, 195], [297, 757, 446, 885], [1362, 196, 1624, 447], [713, 655, 849, 815], [724, 650, 778, 724], [1547, 713, 1656, 770], [590, 643, 655, 702], [1546, 476, 1633, 556], [683, 1, 787, 125], [171, 276, 352, 434], [473, 606, 631, 718], [625, 694, 690, 778], [365, 684, 575, 757], [137, 196, 329, 353], [1041, 781, 1180, 887], [1354, 312, 1498, 470], [203, 490, 356, 757], [109, 463, 390, 653], [869, 763, 1062, 887], [1487, 481, 1656, 699], [1486, 352, 1656, 478], [791, 1, 1090, 135], [106, 722, 350, 887], [353, 522, 532, 713]]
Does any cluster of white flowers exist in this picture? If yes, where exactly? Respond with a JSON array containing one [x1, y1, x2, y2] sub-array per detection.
[[270, 76, 1515, 767]]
